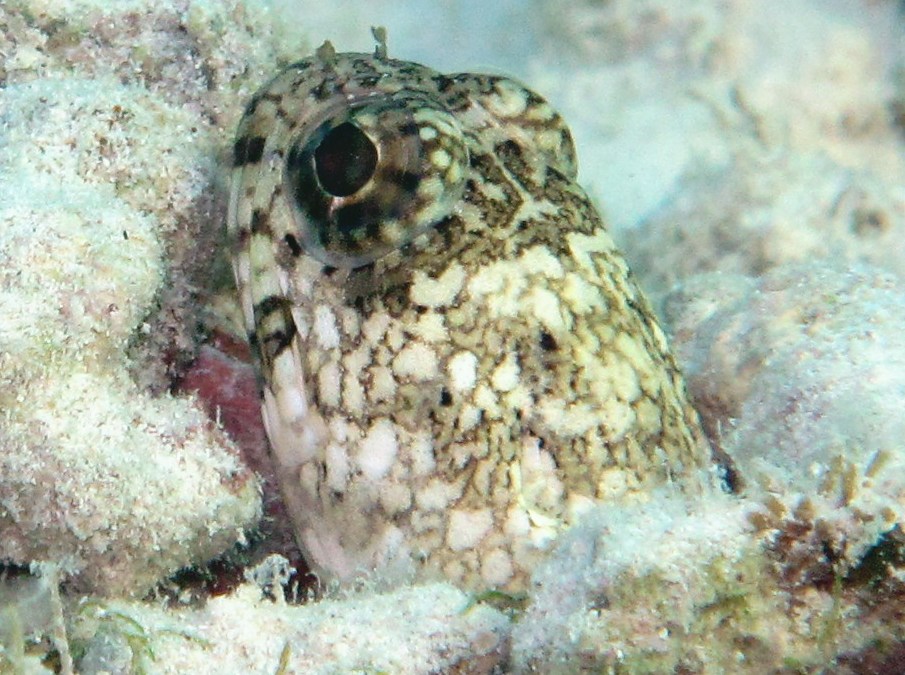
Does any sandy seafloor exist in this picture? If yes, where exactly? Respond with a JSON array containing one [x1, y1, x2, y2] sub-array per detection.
[[1, 0, 904, 673]]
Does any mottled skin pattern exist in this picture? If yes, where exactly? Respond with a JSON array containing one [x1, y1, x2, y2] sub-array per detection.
[[228, 44, 712, 591]]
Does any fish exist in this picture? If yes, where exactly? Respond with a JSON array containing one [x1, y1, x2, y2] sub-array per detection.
[[227, 38, 712, 591]]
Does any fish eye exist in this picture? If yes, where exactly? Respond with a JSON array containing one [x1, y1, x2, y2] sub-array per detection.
[[284, 95, 468, 269]]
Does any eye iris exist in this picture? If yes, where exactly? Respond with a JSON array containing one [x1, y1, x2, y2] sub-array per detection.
[[314, 122, 378, 197]]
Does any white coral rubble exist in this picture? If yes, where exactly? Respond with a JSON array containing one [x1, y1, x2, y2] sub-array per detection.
[[0, 116, 260, 596], [0, 0, 295, 594]]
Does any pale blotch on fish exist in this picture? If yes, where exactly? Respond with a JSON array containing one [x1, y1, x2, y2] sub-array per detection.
[[228, 36, 712, 591]]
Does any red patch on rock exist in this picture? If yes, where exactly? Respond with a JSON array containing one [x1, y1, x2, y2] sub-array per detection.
[[177, 340, 267, 473], [176, 333, 309, 584]]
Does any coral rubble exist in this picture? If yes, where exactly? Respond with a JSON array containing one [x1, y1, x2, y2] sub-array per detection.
[[0, 0, 301, 595], [73, 575, 510, 675]]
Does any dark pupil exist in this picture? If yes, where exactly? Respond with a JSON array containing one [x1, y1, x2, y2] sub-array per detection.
[[314, 122, 378, 197]]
